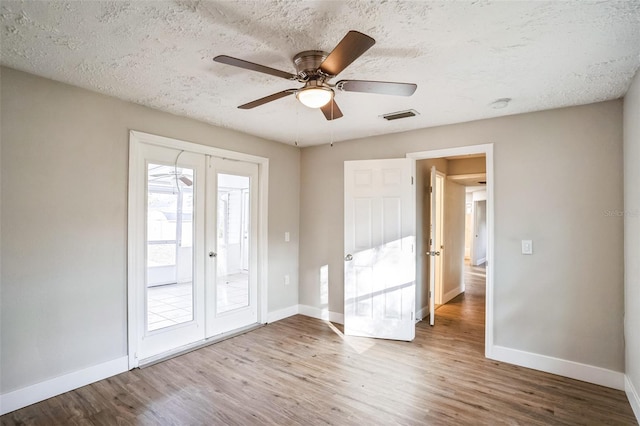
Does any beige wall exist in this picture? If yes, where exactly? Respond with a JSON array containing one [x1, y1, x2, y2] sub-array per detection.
[[0, 67, 301, 393], [443, 180, 465, 299], [448, 157, 486, 175], [299, 100, 624, 372], [624, 69, 640, 407]]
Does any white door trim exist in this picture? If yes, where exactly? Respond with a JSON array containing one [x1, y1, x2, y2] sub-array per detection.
[[406, 144, 494, 357], [127, 130, 269, 368]]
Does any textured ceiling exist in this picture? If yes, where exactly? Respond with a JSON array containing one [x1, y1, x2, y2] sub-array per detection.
[[1, 1, 639, 147]]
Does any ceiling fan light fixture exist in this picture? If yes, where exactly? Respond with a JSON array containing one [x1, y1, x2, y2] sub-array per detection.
[[296, 86, 333, 108], [215, 31, 416, 120]]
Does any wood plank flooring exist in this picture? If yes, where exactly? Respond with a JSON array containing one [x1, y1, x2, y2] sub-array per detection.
[[2, 264, 637, 425]]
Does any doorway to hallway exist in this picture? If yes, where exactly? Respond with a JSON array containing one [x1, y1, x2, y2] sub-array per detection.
[[407, 144, 494, 356]]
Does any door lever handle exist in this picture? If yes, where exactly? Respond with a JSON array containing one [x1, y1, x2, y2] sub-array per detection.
[[427, 251, 441, 256], [345, 254, 353, 261], [209, 251, 217, 258]]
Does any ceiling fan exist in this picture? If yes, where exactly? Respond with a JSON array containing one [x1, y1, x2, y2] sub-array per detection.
[[149, 169, 193, 187], [213, 30, 417, 120]]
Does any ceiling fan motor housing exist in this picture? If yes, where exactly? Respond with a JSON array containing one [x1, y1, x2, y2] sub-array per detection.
[[293, 50, 330, 81]]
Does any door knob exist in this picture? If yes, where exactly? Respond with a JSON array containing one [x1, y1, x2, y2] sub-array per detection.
[[209, 251, 217, 258], [345, 254, 353, 261]]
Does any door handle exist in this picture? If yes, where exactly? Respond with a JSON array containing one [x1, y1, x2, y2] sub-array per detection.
[[345, 254, 353, 261], [427, 251, 441, 256], [209, 251, 217, 258]]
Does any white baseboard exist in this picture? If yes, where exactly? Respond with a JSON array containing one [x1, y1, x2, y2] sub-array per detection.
[[267, 305, 299, 323], [442, 285, 464, 305], [626, 375, 640, 423], [266, 304, 345, 324], [298, 304, 344, 324], [489, 345, 624, 390], [0, 356, 128, 416], [416, 306, 429, 321]]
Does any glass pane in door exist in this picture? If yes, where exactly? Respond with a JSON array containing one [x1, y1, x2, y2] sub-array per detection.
[[216, 173, 250, 314], [146, 163, 194, 331]]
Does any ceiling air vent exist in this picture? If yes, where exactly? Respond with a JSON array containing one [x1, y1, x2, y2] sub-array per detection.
[[382, 109, 419, 121]]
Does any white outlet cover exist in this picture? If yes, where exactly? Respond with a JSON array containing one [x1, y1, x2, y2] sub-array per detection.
[[522, 240, 533, 255]]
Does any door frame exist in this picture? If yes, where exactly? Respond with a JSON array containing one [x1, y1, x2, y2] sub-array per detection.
[[406, 144, 494, 356], [127, 130, 269, 368]]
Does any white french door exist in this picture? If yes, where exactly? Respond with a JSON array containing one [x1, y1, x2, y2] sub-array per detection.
[[132, 143, 207, 360], [206, 157, 258, 336], [129, 135, 261, 365], [344, 158, 416, 341]]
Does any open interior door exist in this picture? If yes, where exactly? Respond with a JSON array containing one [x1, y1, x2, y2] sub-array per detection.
[[344, 159, 415, 341], [428, 166, 440, 326]]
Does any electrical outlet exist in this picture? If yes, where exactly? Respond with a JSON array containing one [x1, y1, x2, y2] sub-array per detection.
[[285, 232, 290, 242], [522, 240, 533, 255], [284, 274, 290, 285]]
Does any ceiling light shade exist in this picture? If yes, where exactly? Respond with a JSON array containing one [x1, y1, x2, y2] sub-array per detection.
[[296, 86, 333, 108]]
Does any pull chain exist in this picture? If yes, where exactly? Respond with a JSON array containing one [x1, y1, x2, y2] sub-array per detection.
[[295, 101, 299, 146], [174, 150, 185, 193], [330, 100, 334, 147]]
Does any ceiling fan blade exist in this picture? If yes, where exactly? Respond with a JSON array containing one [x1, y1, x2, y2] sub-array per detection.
[[336, 80, 417, 96], [319, 31, 375, 77], [320, 99, 344, 120], [238, 90, 296, 109], [214, 55, 297, 80]]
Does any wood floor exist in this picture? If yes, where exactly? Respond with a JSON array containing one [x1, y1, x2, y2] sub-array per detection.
[[2, 264, 637, 425]]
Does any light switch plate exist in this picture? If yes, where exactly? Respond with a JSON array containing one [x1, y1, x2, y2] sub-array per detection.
[[285, 232, 290, 242], [522, 240, 533, 255]]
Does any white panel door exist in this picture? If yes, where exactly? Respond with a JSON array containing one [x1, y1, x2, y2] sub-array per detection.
[[428, 166, 440, 326], [434, 172, 445, 305], [344, 159, 415, 341]]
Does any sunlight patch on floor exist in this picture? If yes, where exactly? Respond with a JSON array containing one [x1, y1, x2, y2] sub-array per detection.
[[325, 321, 377, 354]]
